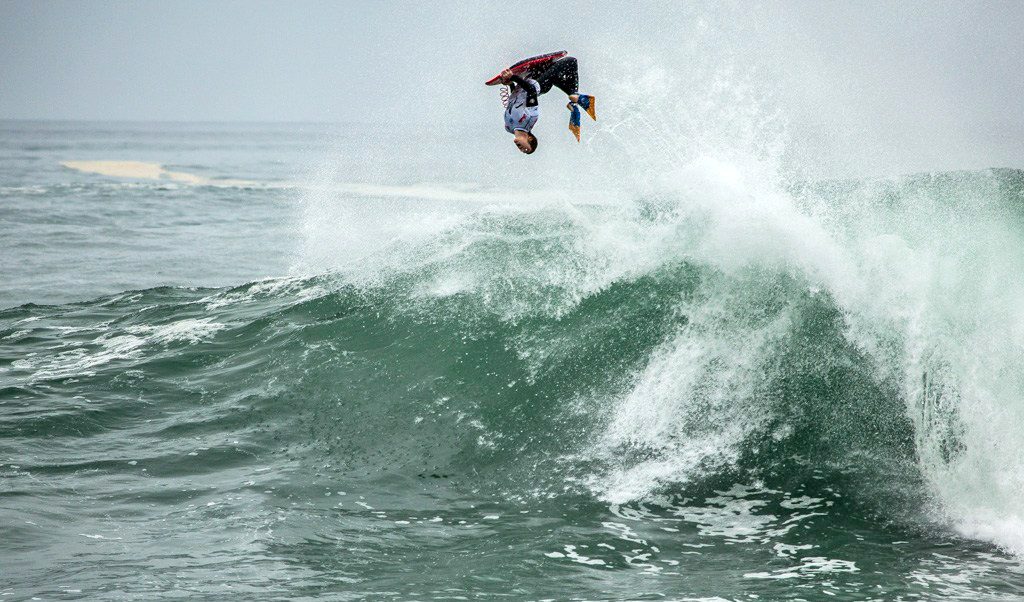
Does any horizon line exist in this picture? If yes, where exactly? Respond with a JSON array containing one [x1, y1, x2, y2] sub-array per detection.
[[0, 117, 493, 127]]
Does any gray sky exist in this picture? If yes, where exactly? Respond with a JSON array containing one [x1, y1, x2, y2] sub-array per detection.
[[3, 1, 1024, 174]]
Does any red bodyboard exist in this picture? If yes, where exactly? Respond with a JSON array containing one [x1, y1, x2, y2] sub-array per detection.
[[485, 51, 568, 86]]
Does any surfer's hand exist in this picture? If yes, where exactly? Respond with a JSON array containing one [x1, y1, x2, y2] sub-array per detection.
[[500, 69, 513, 83]]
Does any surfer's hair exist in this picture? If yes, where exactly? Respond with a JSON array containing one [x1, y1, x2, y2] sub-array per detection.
[[526, 133, 537, 154]]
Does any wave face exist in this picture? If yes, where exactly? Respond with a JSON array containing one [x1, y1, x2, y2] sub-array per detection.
[[5, 158, 1024, 598]]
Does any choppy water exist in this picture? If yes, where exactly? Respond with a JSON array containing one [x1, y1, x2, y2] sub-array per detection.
[[4, 120, 1024, 601]]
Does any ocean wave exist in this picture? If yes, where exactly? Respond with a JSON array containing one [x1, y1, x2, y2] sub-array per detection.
[[5, 165, 1024, 592]]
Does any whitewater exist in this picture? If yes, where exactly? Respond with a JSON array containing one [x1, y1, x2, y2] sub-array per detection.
[[4, 60, 1024, 600]]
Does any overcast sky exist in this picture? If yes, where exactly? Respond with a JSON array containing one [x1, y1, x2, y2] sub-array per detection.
[[3, 1, 1023, 174]]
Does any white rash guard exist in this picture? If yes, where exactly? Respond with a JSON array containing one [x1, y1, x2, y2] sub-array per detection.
[[504, 77, 541, 134]]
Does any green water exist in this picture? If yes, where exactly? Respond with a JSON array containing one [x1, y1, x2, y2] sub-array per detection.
[[4, 122, 1024, 600]]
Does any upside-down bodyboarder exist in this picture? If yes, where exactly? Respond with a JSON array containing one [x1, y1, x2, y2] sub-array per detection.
[[495, 54, 596, 154]]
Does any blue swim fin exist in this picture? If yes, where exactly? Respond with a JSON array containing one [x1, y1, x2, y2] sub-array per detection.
[[568, 104, 581, 142]]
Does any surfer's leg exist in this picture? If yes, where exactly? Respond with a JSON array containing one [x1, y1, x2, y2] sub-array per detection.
[[542, 58, 595, 121], [536, 57, 578, 96]]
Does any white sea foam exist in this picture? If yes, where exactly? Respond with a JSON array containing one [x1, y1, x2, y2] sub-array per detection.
[[127, 318, 226, 345], [198, 276, 325, 310], [61, 160, 273, 188], [10, 318, 225, 382]]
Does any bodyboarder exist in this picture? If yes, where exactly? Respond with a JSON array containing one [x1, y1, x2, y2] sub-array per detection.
[[497, 55, 596, 154]]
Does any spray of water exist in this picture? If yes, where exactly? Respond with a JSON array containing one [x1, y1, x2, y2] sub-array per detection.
[[294, 27, 1024, 556]]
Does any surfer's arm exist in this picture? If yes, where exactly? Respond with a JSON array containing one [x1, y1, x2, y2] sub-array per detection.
[[507, 75, 539, 105]]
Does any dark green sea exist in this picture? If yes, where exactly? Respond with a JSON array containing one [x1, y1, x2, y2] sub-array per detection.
[[4, 121, 1024, 600]]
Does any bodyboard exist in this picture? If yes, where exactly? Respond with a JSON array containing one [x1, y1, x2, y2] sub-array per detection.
[[485, 51, 568, 85]]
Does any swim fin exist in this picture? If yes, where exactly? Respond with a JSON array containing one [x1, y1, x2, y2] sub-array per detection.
[[568, 104, 581, 142], [577, 94, 596, 121]]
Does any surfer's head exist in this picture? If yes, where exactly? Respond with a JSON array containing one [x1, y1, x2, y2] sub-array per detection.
[[513, 130, 537, 154]]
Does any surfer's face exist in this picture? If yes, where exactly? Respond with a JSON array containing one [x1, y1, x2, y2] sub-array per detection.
[[514, 131, 536, 154]]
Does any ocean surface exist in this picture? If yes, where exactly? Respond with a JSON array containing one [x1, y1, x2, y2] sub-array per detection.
[[4, 119, 1024, 601]]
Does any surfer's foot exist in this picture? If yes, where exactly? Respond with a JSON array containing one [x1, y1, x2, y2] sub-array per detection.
[[577, 94, 596, 121]]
